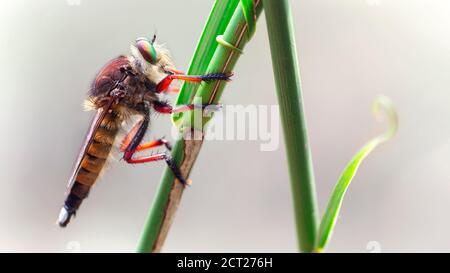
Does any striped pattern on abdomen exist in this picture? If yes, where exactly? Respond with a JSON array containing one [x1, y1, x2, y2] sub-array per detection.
[[59, 109, 123, 227]]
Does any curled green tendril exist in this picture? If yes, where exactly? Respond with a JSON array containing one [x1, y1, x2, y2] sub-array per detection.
[[315, 95, 398, 252], [372, 95, 398, 143], [216, 35, 243, 54], [215, 1, 256, 54]]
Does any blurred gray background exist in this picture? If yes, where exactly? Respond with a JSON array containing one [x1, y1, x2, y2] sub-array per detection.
[[1, 0, 449, 252]]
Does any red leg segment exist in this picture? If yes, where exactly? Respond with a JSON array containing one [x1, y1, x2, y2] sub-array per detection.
[[120, 120, 143, 152], [122, 139, 186, 185], [137, 139, 171, 151], [166, 86, 180, 93], [122, 132, 170, 165], [153, 102, 222, 115], [156, 75, 203, 93], [156, 72, 232, 93], [124, 153, 167, 164], [120, 112, 188, 185], [153, 103, 193, 114], [166, 68, 185, 75], [121, 121, 171, 152], [123, 148, 187, 185]]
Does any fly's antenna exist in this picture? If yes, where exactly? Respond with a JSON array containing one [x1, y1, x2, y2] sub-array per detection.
[[151, 33, 157, 44]]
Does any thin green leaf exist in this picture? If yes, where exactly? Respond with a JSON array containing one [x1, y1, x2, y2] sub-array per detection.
[[240, 0, 256, 38], [179, 1, 263, 131], [315, 96, 398, 252], [173, 0, 239, 124]]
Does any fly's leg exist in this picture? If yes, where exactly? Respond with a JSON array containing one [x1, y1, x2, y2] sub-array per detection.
[[165, 68, 184, 75], [165, 86, 180, 93], [137, 138, 172, 151], [124, 149, 187, 186], [156, 72, 232, 93], [153, 100, 222, 114], [124, 152, 187, 186], [121, 108, 188, 185], [120, 121, 172, 152]]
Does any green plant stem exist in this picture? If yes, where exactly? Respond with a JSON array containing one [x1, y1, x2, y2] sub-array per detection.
[[136, 0, 262, 253], [262, 0, 319, 252], [174, 0, 240, 112]]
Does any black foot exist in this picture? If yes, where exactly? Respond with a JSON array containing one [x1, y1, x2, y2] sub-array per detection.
[[165, 156, 188, 185], [201, 72, 233, 82], [161, 137, 172, 151]]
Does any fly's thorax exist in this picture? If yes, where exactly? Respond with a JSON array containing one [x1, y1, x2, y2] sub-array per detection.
[[120, 71, 160, 107], [90, 56, 131, 98]]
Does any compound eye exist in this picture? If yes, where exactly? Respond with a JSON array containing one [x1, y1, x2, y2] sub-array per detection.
[[136, 37, 157, 64]]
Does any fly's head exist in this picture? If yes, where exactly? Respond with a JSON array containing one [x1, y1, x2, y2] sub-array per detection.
[[130, 36, 176, 85]]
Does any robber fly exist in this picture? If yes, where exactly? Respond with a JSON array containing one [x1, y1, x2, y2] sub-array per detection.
[[58, 36, 231, 227]]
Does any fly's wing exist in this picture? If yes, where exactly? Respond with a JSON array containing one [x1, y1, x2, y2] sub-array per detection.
[[66, 99, 115, 190], [66, 56, 132, 190]]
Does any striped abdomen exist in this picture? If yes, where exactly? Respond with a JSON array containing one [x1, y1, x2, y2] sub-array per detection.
[[58, 108, 122, 227]]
